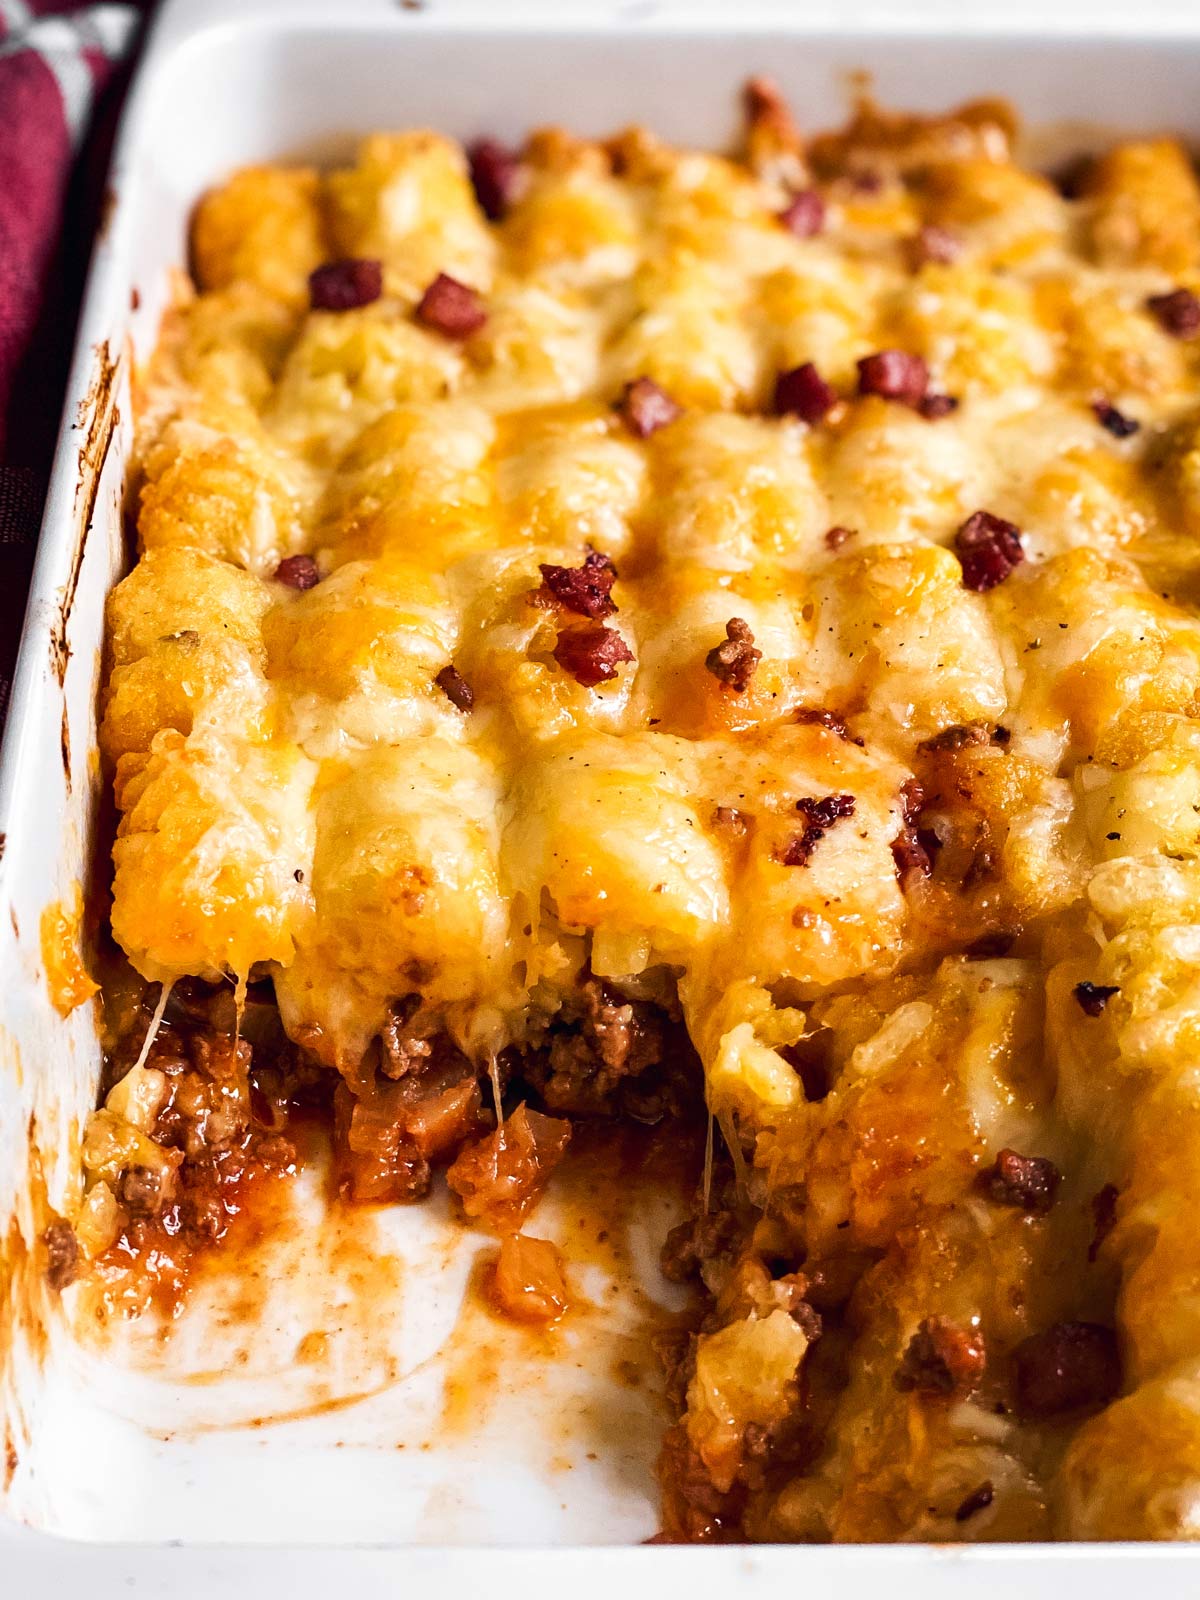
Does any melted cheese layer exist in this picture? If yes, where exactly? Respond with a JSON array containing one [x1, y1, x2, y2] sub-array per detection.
[[103, 98, 1200, 1541]]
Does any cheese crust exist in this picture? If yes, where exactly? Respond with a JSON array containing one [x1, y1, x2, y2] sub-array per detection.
[[91, 89, 1200, 1541]]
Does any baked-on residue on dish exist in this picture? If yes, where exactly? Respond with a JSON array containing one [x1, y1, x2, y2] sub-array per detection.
[[59, 80, 1200, 1541]]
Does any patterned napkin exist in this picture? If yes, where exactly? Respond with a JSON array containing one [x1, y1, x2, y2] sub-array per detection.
[[0, 0, 145, 729]]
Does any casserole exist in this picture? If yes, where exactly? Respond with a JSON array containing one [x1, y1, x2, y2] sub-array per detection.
[[5, 0, 1200, 1585]]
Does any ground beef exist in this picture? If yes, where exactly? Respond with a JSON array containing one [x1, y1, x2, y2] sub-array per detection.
[[523, 977, 696, 1120], [653, 1326, 698, 1413], [661, 1205, 742, 1284], [655, 1423, 742, 1543], [119, 1163, 176, 1217], [42, 1218, 79, 1291], [333, 1026, 486, 1203], [379, 995, 434, 1079]]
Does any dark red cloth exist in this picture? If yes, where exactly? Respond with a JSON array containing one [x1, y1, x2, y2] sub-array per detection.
[[0, 2, 147, 728]]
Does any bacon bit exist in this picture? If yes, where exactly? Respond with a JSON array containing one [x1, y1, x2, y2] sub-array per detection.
[[982, 1149, 1061, 1214], [856, 349, 929, 407], [468, 138, 523, 220], [538, 550, 618, 619], [899, 777, 924, 824], [415, 272, 487, 337], [777, 835, 817, 869], [918, 392, 959, 420], [892, 831, 936, 881], [1089, 1183, 1119, 1262], [895, 1317, 986, 1399], [308, 258, 383, 312], [775, 362, 837, 424], [1011, 1321, 1121, 1417], [779, 793, 856, 866], [825, 524, 856, 550], [794, 706, 863, 745], [435, 664, 475, 712], [797, 793, 856, 829], [779, 188, 826, 238], [42, 1219, 79, 1291], [553, 623, 634, 687], [274, 554, 320, 590], [1074, 981, 1119, 1017], [892, 777, 940, 883], [491, 1233, 570, 1324], [1092, 399, 1140, 439], [955, 1481, 994, 1523], [446, 1103, 571, 1232], [621, 377, 682, 439], [919, 722, 991, 754], [908, 224, 962, 269], [705, 617, 762, 693], [713, 805, 748, 836], [954, 509, 1025, 592], [1146, 287, 1200, 338]]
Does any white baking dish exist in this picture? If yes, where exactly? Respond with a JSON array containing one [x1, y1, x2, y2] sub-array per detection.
[[5, 0, 1200, 1587]]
